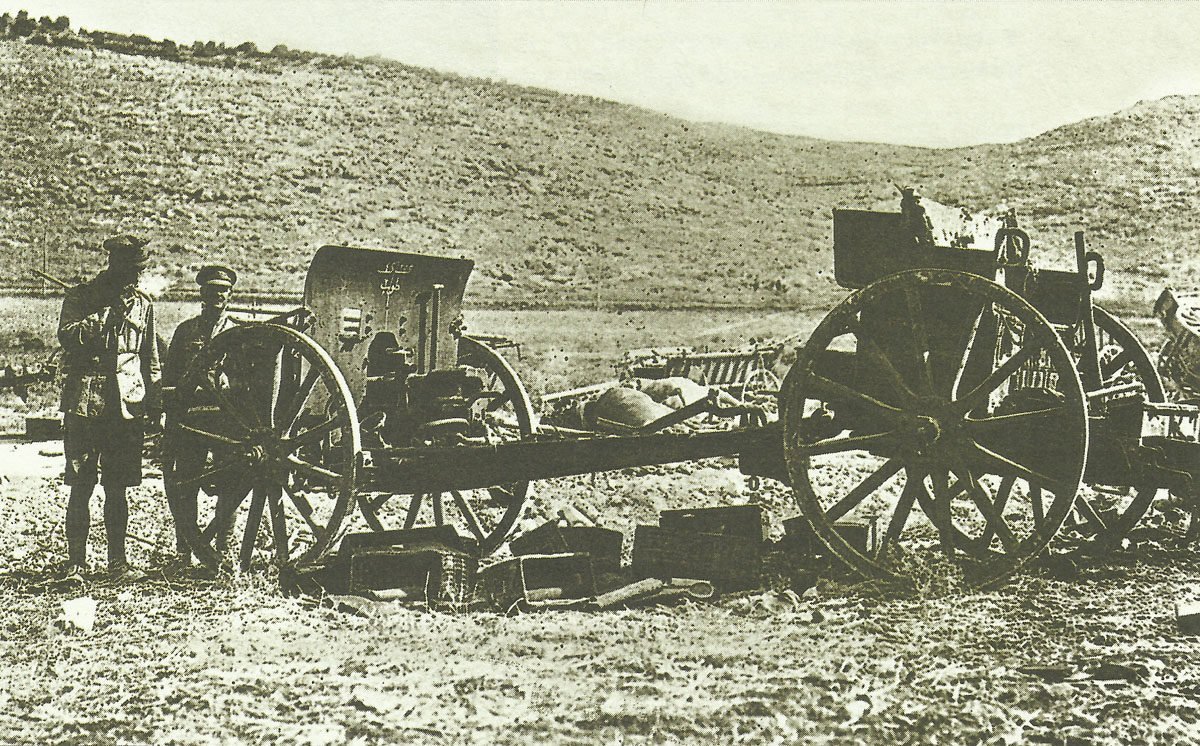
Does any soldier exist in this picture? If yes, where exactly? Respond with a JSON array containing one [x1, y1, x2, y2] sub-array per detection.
[[163, 265, 237, 570], [57, 234, 161, 583], [898, 186, 935, 247]]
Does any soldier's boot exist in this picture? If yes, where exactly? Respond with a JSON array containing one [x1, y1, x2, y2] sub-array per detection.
[[103, 485, 144, 583], [62, 482, 94, 579]]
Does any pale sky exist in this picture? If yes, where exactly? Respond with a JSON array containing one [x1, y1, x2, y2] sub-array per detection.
[[14, 1, 1200, 147]]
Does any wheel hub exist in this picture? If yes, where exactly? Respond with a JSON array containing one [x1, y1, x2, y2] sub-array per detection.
[[903, 398, 970, 462]]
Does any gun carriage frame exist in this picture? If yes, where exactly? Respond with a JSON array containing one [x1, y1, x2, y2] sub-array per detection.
[[163, 211, 1200, 588]]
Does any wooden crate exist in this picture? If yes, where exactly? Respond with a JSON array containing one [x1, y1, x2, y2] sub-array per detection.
[[630, 525, 761, 591], [476, 553, 595, 612], [659, 505, 766, 544], [509, 522, 624, 574]]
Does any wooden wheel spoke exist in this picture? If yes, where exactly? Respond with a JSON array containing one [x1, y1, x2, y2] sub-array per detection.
[[366, 493, 392, 512], [175, 461, 242, 489], [1030, 483, 1045, 527], [286, 415, 340, 452], [203, 373, 260, 430], [929, 469, 967, 560], [286, 455, 343, 484], [800, 430, 901, 457], [954, 341, 1043, 415], [963, 406, 1068, 445], [950, 310, 986, 397], [877, 471, 922, 562], [277, 367, 322, 436], [826, 459, 903, 522], [488, 486, 519, 507], [267, 349, 284, 431], [956, 468, 1020, 554], [267, 486, 289, 566], [450, 491, 487, 541], [485, 393, 513, 413], [1073, 493, 1110, 533], [804, 373, 904, 417], [978, 476, 1017, 545], [239, 487, 268, 572], [856, 334, 919, 403], [285, 485, 323, 536], [176, 422, 243, 447], [964, 406, 1066, 428], [901, 286, 935, 394], [200, 488, 250, 544], [969, 441, 1069, 497], [1100, 350, 1134, 379]]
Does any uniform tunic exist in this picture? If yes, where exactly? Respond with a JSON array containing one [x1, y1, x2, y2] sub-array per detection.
[[164, 312, 236, 393], [57, 272, 161, 486], [164, 311, 237, 493]]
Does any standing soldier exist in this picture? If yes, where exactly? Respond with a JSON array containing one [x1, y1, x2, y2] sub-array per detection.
[[163, 265, 237, 570], [57, 234, 161, 583], [898, 186, 935, 247]]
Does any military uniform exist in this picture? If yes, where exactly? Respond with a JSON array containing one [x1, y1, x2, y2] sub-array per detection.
[[163, 264, 238, 564], [164, 310, 236, 391], [58, 269, 161, 487], [57, 234, 159, 579]]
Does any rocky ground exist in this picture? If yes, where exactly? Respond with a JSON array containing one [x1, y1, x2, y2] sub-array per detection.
[[2, 427, 1200, 744]]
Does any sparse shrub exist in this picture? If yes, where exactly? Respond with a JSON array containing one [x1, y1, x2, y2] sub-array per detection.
[[234, 40, 258, 56], [270, 43, 289, 57], [12, 10, 35, 37], [51, 15, 69, 32], [0, 13, 10, 34]]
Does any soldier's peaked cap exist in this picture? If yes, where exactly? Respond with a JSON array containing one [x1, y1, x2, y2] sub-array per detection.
[[196, 264, 237, 288], [102, 234, 151, 266]]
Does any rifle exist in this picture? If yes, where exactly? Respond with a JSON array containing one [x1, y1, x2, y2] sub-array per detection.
[[33, 268, 72, 290]]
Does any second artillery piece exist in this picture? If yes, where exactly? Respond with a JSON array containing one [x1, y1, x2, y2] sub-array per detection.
[[163, 207, 1200, 588]]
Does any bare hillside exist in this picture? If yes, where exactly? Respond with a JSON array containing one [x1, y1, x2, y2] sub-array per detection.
[[2, 37, 1197, 309]]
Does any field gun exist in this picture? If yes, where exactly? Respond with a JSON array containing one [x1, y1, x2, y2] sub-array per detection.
[[164, 208, 1200, 588], [164, 246, 781, 574]]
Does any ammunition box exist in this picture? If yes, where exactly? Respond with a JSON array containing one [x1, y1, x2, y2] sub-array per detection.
[[476, 553, 594, 612], [348, 547, 477, 610], [630, 525, 761, 591], [659, 505, 766, 544], [340, 525, 478, 557], [782, 516, 878, 557], [509, 522, 624, 574]]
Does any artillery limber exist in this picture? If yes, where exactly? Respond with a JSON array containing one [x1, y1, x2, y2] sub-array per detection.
[[783, 209, 1197, 586], [163, 209, 1200, 588]]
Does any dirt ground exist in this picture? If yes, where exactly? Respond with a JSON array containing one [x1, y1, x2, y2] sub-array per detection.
[[2, 433, 1200, 745]]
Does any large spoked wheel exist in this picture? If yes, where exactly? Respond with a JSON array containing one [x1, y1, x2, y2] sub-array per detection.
[[782, 269, 1089, 588], [1062, 305, 1166, 547], [356, 336, 535, 555], [168, 323, 360, 572]]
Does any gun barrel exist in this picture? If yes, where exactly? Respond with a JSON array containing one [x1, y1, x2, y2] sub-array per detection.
[[33, 269, 71, 289]]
